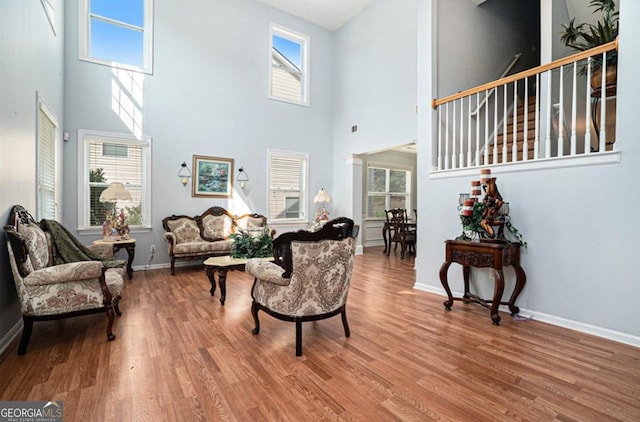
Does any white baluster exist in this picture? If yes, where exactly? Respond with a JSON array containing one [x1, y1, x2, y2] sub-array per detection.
[[467, 96, 472, 168], [494, 85, 498, 165], [459, 98, 464, 168], [535, 73, 540, 160], [599, 51, 607, 152], [585, 57, 592, 154], [484, 89, 489, 165], [545, 70, 552, 158], [438, 107, 443, 170], [558, 65, 564, 157], [571, 62, 578, 156], [468, 92, 478, 167], [452, 100, 457, 169], [512, 81, 518, 163], [502, 83, 508, 163], [523, 78, 529, 161], [445, 103, 450, 170]]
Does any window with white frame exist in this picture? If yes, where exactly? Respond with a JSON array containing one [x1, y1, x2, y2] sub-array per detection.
[[78, 130, 151, 231], [79, 0, 154, 74], [366, 165, 412, 218], [37, 95, 58, 220], [269, 24, 309, 106], [268, 149, 309, 222]]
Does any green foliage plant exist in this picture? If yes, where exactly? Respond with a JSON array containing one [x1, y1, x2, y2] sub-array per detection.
[[230, 228, 273, 259], [560, 0, 618, 72]]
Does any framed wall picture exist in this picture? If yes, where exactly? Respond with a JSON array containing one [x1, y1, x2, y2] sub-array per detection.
[[192, 155, 234, 198]]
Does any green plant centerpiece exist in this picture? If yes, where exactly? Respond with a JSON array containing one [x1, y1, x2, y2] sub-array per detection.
[[230, 228, 273, 259], [560, 0, 618, 82]]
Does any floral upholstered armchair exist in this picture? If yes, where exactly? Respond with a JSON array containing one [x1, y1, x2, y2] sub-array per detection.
[[246, 217, 359, 356], [3, 205, 124, 355]]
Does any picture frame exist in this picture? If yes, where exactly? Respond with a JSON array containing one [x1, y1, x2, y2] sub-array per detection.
[[192, 155, 234, 198]]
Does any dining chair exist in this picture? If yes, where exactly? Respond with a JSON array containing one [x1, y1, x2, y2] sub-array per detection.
[[384, 208, 416, 258]]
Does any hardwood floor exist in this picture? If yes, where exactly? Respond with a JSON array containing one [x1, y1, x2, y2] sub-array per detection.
[[1, 246, 639, 421]]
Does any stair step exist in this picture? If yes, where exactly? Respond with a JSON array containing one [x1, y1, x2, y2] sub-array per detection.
[[495, 128, 537, 143]]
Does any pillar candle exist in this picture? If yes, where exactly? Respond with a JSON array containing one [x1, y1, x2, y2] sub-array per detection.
[[480, 168, 492, 183], [470, 180, 481, 197]]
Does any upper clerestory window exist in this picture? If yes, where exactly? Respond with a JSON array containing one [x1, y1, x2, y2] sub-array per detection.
[[79, 0, 154, 74], [269, 24, 309, 106]]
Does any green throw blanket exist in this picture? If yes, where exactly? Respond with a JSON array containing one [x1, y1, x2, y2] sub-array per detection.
[[40, 219, 125, 269]]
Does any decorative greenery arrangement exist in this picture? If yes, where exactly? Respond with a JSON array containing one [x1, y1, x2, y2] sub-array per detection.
[[460, 202, 527, 248], [230, 229, 273, 259], [460, 202, 485, 236], [560, 0, 618, 70]]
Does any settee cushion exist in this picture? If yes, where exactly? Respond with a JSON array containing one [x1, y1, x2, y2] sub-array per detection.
[[18, 222, 49, 271], [165, 218, 203, 244], [200, 214, 233, 240], [173, 239, 233, 255]]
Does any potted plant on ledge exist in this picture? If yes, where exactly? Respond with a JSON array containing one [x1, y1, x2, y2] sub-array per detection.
[[560, 0, 619, 92]]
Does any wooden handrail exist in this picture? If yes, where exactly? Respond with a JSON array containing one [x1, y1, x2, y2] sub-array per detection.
[[432, 38, 618, 109]]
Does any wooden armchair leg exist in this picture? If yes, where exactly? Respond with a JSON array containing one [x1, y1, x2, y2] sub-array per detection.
[[105, 307, 116, 341], [170, 258, 176, 275], [295, 320, 303, 356], [18, 317, 33, 356], [113, 295, 122, 317], [251, 302, 261, 335], [341, 308, 350, 338]]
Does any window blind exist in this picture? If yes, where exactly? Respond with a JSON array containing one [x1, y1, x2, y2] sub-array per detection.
[[37, 105, 57, 220]]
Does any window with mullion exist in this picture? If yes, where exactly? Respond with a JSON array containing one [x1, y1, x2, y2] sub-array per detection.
[[79, 0, 154, 74], [79, 130, 151, 231], [367, 165, 411, 218], [268, 150, 308, 222]]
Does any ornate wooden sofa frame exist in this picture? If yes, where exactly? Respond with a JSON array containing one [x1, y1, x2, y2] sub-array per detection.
[[162, 206, 272, 275]]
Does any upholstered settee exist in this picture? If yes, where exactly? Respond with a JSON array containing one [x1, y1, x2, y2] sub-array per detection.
[[4, 205, 124, 355], [162, 206, 273, 275]]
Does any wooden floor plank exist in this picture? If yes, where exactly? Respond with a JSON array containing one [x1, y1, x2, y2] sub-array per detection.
[[1, 246, 639, 421]]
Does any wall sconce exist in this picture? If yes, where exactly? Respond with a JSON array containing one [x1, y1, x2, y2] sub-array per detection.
[[237, 167, 249, 189], [178, 162, 191, 186]]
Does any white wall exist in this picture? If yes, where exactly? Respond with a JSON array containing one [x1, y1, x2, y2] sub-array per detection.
[[0, 1, 65, 342], [62, 0, 336, 265], [332, 0, 418, 229], [436, 0, 539, 99], [417, 0, 640, 343]]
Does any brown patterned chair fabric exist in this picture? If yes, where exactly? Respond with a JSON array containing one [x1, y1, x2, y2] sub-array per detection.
[[3, 205, 124, 355], [246, 217, 359, 356], [162, 207, 273, 275]]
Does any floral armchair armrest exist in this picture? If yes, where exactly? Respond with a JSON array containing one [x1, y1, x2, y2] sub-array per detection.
[[23, 260, 104, 286], [246, 260, 290, 286], [86, 243, 116, 260]]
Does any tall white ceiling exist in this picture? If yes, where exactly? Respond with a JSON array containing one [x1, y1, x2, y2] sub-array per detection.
[[255, 0, 375, 31]]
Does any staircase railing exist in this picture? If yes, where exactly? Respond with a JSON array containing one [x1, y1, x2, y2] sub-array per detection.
[[432, 39, 618, 171], [470, 53, 521, 117]]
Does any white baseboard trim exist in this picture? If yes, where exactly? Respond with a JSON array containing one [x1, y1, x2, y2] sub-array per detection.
[[415, 282, 640, 349], [0, 319, 23, 357], [355, 245, 364, 255]]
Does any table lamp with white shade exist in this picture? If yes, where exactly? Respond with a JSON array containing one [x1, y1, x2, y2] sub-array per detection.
[[99, 182, 132, 239], [313, 188, 332, 226]]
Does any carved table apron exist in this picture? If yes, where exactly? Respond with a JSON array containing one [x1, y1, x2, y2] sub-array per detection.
[[438, 239, 527, 325]]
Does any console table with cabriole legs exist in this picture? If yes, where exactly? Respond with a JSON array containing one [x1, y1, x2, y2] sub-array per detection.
[[438, 239, 527, 325]]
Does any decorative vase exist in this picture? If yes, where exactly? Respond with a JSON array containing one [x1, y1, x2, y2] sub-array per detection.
[[590, 64, 617, 95]]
